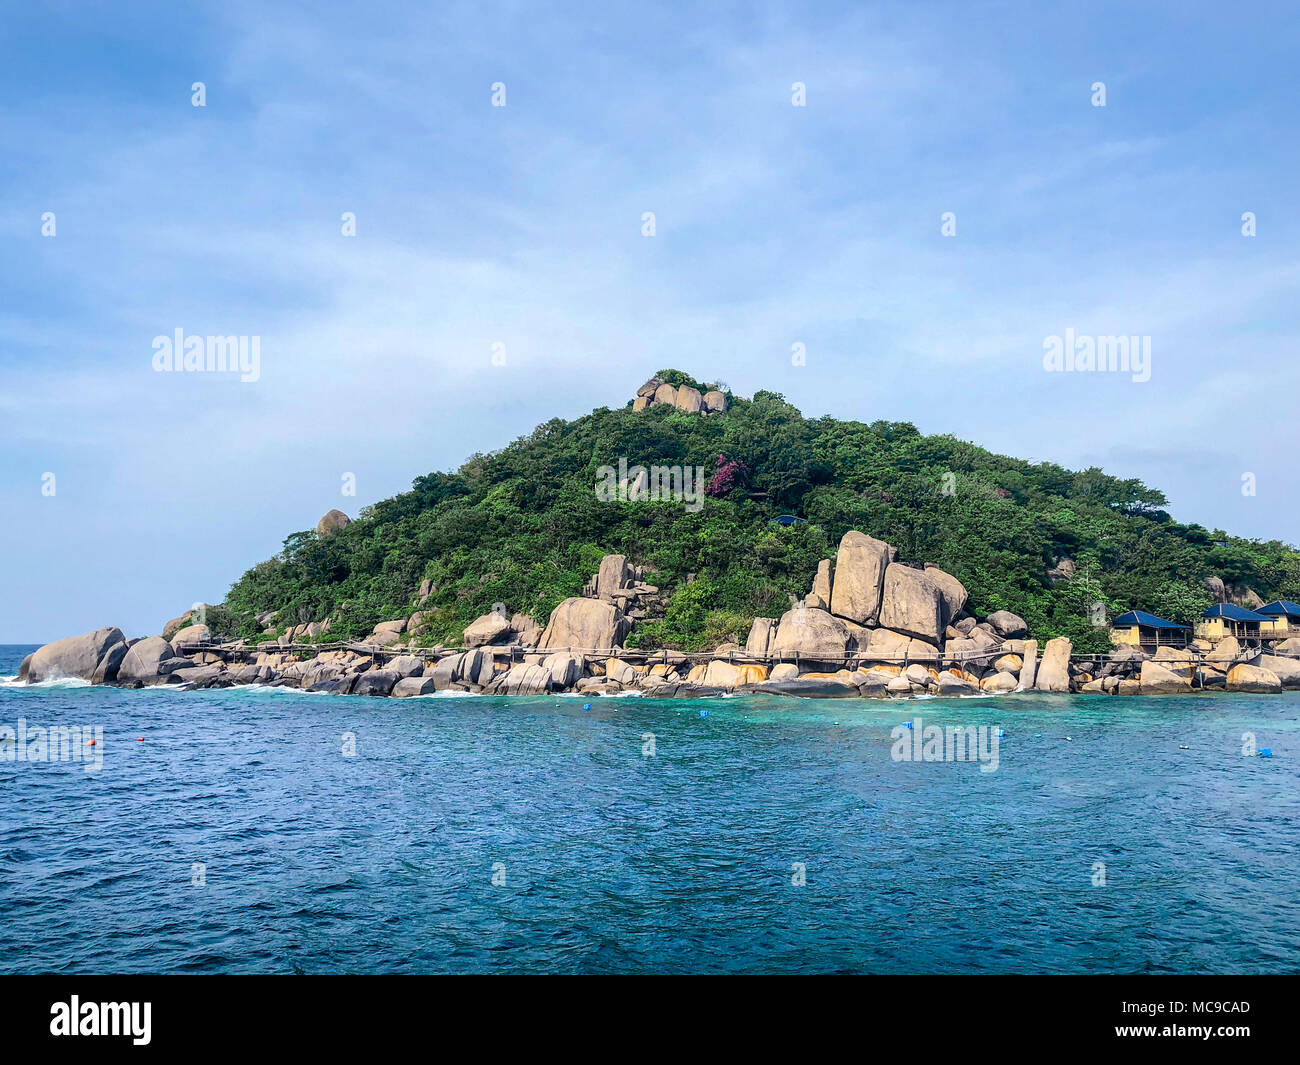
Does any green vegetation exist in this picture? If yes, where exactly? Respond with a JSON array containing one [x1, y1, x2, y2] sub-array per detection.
[[224, 375, 1300, 654]]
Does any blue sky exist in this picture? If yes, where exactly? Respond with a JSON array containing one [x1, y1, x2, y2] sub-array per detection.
[[2, 0, 1298, 642]]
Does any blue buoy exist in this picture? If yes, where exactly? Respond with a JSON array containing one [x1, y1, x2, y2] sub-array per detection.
[[583, 703, 592, 711], [995, 728, 1006, 738], [901, 721, 913, 730], [1259, 747, 1273, 757], [699, 709, 709, 718]]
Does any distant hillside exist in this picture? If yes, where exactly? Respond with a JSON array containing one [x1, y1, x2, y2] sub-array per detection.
[[221, 371, 1300, 654]]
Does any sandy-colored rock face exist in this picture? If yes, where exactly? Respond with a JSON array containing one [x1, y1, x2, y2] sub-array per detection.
[[463, 612, 512, 648], [984, 611, 1028, 638], [595, 555, 631, 599], [1033, 637, 1072, 691], [702, 390, 728, 412], [770, 606, 852, 664], [981, 671, 1018, 693], [653, 383, 677, 406], [745, 617, 775, 655], [879, 565, 945, 643], [702, 660, 768, 687], [1018, 640, 1038, 688], [812, 559, 833, 606], [1227, 663, 1282, 693], [1139, 660, 1192, 694], [1205, 637, 1242, 666], [117, 636, 179, 684], [1256, 655, 1300, 688], [539, 597, 627, 652], [170, 623, 210, 646], [316, 509, 351, 537], [829, 531, 893, 624], [162, 611, 198, 641], [922, 564, 968, 624], [26, 627, 126, 684], [673, 385, 703, 412]]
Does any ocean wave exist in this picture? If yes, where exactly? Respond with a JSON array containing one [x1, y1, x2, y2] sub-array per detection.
[[0, 675, 92, 690]]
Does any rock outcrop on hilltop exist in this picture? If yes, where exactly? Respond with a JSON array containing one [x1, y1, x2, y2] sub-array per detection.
[[630, 375, 729, 414], [316, 509, 351, 537]]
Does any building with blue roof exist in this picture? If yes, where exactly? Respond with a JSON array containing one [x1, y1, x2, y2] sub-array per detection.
[[1197, 603, 1279, 643], [1110, 610, 1190, 651], [1258, 601, 1300, 637]]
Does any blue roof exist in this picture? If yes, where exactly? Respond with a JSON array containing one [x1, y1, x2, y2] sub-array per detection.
[[1113, 610, 1189, 630], [1202, 604, 1273, 622], [1258, 600, 1300, 617]]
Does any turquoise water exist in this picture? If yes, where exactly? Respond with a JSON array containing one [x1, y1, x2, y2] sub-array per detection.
[[1, 644, 1297, 974]]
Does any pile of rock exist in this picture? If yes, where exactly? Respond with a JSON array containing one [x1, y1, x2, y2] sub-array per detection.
[[736, 531, 1046, 695], [21, 526, 1300, 700], [581, 554, 659, 623], [631, 376, 728, 414]]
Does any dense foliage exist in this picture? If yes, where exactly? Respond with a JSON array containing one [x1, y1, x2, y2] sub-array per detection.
[[225, 375, 1300, 653]]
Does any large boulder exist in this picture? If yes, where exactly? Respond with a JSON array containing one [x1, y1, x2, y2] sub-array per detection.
[[317, 509, 351, 536], [936, 672, 979, 696], [879, 565, 945, 643], [1019, 640, 1039, 689], [1226, 663, 1282, 693], [985, 611, 1028, 639], [1139, 660, 1192, 694], [653, 383, 677, 406], [353, 670, 400, 696], [463, 612, 512, 648], [1256, 654, 1300, 689], [922, 564, 968, 623], [811, 559, 833, 607], [170, 623, 210, 646], [486, 664, 552, 695], [673, 385, 703, 413], [387, 655, 424, 678], [162, 611, 198, 641], [1205, 637, 1243, 667], [25, 627, 127, 684], [117, 636, 179, 685], [91, 640, 129, 685], [392, 676, 438, 697], [744, 617, 775, 656], [770, 607, 853, 667], [542, 652, 584, 688], [595, 555, 631, 599], [751, 677, 862, 698], [702, 390, 728, 413], [539, 597, 627, 652], [1033, 637, 1072, 692], [829, 531, 893, 624], [981, 671, 1019, 693]]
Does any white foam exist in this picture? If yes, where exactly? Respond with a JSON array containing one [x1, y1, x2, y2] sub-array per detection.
[[0, 675, 92, 690]]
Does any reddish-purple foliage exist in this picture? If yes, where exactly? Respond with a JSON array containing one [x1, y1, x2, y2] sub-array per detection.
[[707, 453, 748, 497]]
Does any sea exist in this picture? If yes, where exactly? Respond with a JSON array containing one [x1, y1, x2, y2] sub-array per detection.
[[1, 643, 1297, 974]]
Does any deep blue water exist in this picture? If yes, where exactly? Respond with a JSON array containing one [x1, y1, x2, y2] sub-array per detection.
[[2, 643, 1297, 974]]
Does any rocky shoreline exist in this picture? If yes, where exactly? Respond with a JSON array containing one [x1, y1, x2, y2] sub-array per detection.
[[15, 529, 1300, 699]]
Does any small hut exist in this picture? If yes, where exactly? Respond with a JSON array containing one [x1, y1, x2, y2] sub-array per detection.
[[1257, 601, 1300, 639], [1197, 604, 1273, 643], [1110, 610, 1190, 652]]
